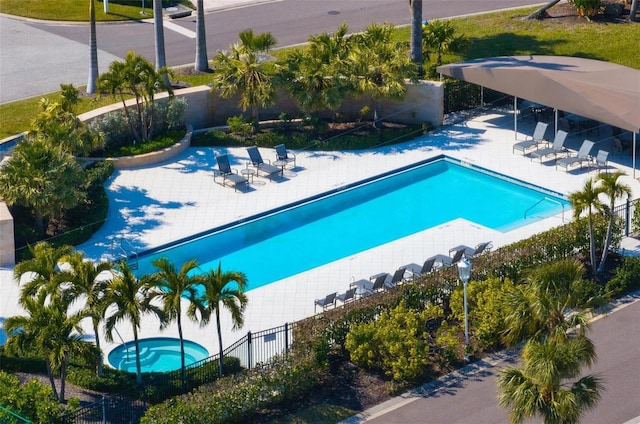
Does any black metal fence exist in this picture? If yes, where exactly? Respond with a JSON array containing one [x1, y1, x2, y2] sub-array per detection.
[[613, 197, 639, 237], [62, 323, 296, 424]]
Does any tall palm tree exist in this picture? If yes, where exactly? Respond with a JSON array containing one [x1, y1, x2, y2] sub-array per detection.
[[211, 30, 278, 132], [64, 251, 114, 377], [4, 291, 95, 402], [501, 260, 592, 347], [104, 261, 164, 385], [497, 336, 603, 424], [409, 0, 423, 77], [190, 262, 247, 377], [596, 170, 631, 274], [14, 242, 74, 302], [348, 23, 417, 128], [568, 178, 604, 276], [153, 0, 170, 85], [282, 24, 353, 115], [149, 257, 201, 391], [87, 0, 99, 94], [194, 0, 209, 71]]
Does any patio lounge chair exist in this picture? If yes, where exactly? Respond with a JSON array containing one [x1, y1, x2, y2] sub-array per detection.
[[403, 257, 439, 280], [351, 273, 388, 296], [385, 267, 409, 289], [530, 130, 569, 162], [336, 288, 356, 304], [451, 241, 493, 259], [593, 150, 609, 172], [513, 122, 549, 154], [314, 292, 336, 312], [556, 139, 595, 171], [432, 248, 465, 268], [275, 144, 296, 168], [214, 154, 248, 191], [247, 146, 281, 180]]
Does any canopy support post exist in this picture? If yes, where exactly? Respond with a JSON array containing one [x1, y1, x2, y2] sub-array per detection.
[[514, 96, 518, 140], [634, 133, 637, 179]]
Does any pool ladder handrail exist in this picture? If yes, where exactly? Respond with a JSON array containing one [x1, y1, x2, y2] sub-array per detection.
[[110, 237, 139, 270], [113, 327, 130, 362], [524, 197, 565, 222]]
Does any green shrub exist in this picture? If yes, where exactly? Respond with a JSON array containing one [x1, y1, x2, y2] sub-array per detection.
[[227, 115, 253, 137], [90, 110, 131, 150], [605, 256, 640, 296], [570, 0, 602, 17], [191, 129, 237, 146], [66, 365, 135, 393], [345, 302, 443, 383]]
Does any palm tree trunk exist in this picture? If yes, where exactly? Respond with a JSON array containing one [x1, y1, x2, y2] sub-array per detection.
[[87, 0, 99, 94], [588, 214, 597, 276], [46, 360, 59, 401], [597, 214, 616, 274], [34, 209, 45, 237], [153, 0, 170, 86], [194, 0, 209, 71], [524, 0, 562, 19], [133, 328, 142, 385], [216, 309, 224, 377], [373, 101, 383, 129], [60, 358, 67, 403], [178, 314, 186, 393], [409, 0, 423, 77], [93, 322, 103, 377]]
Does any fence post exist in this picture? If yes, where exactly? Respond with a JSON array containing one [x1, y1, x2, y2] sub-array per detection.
[[102, 395, 106, 424], [247, 331, 252, 370], [626, 198, 630, 236], [284, 322, 289, 358]]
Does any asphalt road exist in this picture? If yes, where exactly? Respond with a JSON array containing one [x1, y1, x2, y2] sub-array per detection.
[[0, 0, 543, 104], [361, 296, 640, 424]]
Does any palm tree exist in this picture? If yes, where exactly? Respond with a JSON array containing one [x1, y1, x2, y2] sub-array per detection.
[[87, 0, 99, 94], [498, 336, 602, 424], [409, 0, 423, 77], [568, 178, 604, 276], [422, 19, 469, 68], [194, 0, 209, 71], [282, 24, 353, 116], [501, 260, 592, 347], [211, 30, 278, 131], [190, 262, 247, 377], [64, 251, 114, 377], [4, 291, 95, 402], [153, 0, 169, 85], [98, 51, 173, 143], [630, 0, 639, 22], [14, 242, 74, 301], [596, 170, 631, 274], [104, 261, 164, 385], [348, 23, 417, 128], [149, 257, 201, 391]]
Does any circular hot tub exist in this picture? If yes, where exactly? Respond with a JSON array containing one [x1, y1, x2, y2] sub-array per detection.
[[108, 337, 209, 373]]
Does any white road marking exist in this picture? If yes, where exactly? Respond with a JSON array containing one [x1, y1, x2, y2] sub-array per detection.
[[163, 20, 196, 39]]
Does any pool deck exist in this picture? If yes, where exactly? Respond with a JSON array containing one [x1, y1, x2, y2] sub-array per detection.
[[2, 108, 640, 362]]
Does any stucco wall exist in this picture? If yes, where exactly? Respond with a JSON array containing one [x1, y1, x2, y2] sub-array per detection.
[[0, 201, 15, 266]]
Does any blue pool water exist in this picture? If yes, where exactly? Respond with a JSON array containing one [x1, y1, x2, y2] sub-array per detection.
[[135, 156, 568, 290], [108, 337, 209, 373]]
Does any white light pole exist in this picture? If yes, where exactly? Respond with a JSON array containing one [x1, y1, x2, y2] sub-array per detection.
[[457, 258, 471, 362]]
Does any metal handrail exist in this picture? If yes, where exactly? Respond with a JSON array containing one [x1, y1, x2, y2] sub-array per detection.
[[524, 196, 565, 222]]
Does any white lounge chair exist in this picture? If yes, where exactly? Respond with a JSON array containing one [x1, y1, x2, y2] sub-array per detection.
[[275, 144, 296, 168], [530, 130, 569, 162], [513, 122, 549, 154], [247, 146, 281, 180], [556, 139, 594, 171], [593, 150, 609, 172]]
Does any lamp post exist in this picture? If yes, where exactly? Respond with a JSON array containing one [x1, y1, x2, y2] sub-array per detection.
[[457, 257, 471, 362]]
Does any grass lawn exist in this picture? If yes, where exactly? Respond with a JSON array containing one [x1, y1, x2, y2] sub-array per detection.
[[0, 0, 193, 21]]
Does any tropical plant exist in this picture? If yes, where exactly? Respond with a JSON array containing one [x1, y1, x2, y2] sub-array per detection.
[[104, 261, 165, 385], [63, 251, 114, 377], [13, 242, 74, 301], [97, 50, 173, 143], [0, 139, 85, 236], [194, 0, 209, 71], [348, 23, 417, 128], [282, 23, 354, 115], [4, 291, 95, 402], [149, 257, 202, 392], [87, 0, 98, 94], [497, 336, 603, 424], [153, 0, 169, 85], [422, 19, 469, 68], [568, 178, 604, 276], [409, 0, 423, 77], [596, 170, 631, 274], [570, 0, 602, 18], [211, 30, 278, 132], [190, 262, 248, 377]]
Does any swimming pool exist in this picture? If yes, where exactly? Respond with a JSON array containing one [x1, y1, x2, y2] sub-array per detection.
[[134, 156, 568, 290], [107, 337, 209, 373]]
